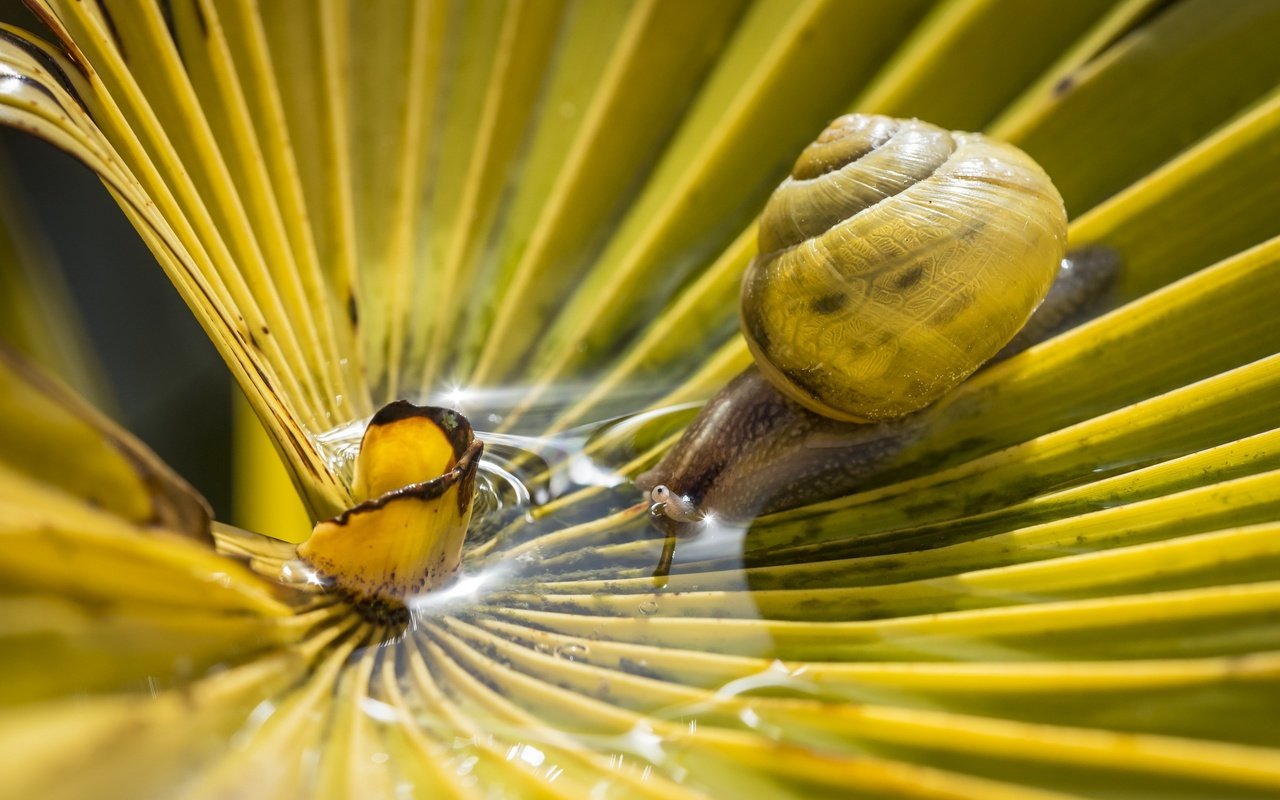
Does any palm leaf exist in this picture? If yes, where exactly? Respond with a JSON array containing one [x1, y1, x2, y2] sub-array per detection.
[[0, 0, 1278, 796]]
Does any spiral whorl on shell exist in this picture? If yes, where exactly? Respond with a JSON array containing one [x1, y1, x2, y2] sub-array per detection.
[[742, 114, 1068, 423]]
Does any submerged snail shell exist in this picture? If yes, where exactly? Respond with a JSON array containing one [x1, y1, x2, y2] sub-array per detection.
[[640, 114, 1074, 526], [742, 114, 1067, 423]]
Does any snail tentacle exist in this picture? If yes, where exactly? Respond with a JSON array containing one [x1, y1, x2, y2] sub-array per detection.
[[648, 484, 702, 523]]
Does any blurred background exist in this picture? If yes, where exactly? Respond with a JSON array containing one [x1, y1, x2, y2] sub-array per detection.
[[0, 0, 233, 515]]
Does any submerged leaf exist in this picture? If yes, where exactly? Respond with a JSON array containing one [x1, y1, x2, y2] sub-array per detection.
[[300, 402, 482, 608]]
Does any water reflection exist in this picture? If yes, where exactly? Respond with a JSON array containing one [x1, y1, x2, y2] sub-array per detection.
[[206, 393, 1280, 800], [297, 403, 759, 632]]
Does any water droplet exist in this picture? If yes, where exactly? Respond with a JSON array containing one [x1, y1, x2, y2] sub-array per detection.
[[554, 643, 588, 661], [638, 599, 659, 616]]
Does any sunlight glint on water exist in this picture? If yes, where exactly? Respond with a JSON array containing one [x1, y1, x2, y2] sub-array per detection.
[[313, 391, 696, 530]]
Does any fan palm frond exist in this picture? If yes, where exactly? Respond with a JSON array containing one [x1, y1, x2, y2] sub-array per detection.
[[0, 0, 1278, 796]]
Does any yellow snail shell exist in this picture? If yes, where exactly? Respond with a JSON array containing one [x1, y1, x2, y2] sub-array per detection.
[[741, 114, 1068, 423]]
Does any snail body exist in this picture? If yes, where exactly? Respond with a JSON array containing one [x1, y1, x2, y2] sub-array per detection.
[[641, 366, 920, 527], [639, 114, 1117, 528]]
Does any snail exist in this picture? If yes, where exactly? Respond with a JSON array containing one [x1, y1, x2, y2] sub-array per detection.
[[637, 114, 1118, 532]]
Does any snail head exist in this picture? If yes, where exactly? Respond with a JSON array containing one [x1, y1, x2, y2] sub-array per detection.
[[647, 483, 703, 527]]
